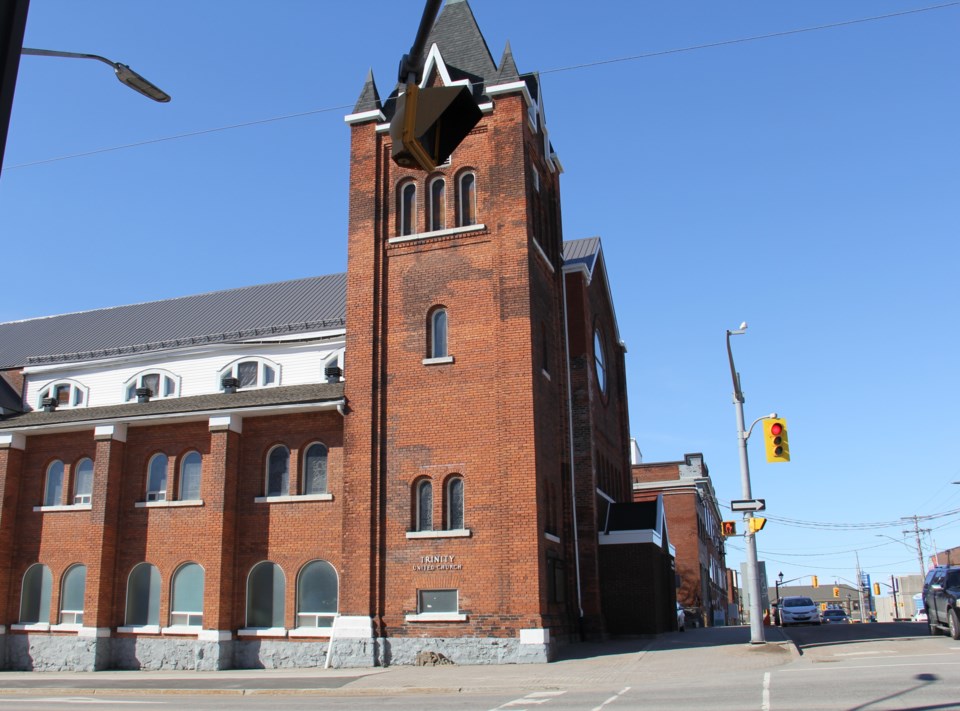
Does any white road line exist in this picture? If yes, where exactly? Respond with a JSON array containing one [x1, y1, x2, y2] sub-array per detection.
[[5, 700, 166, 705], [834, 650, 896, 656], [762, 672, 771, 711], [490, 690, 567, 711], [590, 686, 630, 711], [781, 660, 960, 673]]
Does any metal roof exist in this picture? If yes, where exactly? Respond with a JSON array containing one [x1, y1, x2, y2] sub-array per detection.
[[0, 273, 346, 369], [562, 237, 601, 274]]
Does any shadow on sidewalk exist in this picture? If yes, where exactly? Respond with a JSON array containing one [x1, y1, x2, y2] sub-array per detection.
[[555, 625, 781, 661]]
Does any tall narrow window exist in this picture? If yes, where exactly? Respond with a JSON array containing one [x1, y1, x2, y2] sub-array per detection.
[[266, 446, 289, 497], [594, 329, 607, 396], [179, 452, 202, 501], [146, 454, 168, 501], [429, 177, 445, 231], [43, 460, 64, 507], [458, 172, 476, 226], [247, 561, 285, 628], [400, 182, 417, 236], [416, 480, 433, 532], [170, 563, 204, 627], [303, 443, 328, 495], [19, 563, 52, 624], [73, 458, 93, 505], [125, 563, 161, 627], [430, 308, 448, 358], [60, 564, 86, 625], [296, 560, 338, 628], [446, 476, 464, 530]]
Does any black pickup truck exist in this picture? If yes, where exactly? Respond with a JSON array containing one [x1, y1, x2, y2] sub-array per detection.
[[923, 566, 960, 639]]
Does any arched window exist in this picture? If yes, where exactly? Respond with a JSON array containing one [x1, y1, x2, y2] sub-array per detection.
[[146, 453, 168, 501], [43, 460, 64, 507], [593, 328, 607, 396], [415, 479, 433, 532], [73, 458, 93, 505], [400, 181, 417, 236], [125, 563, 161, 627], [124, 370, 179, 401], [19, 563, 52, 624], [247, 561, 285, 629], [60, 564, 87, 625], [429, 308, 448, 359], [218, 357, 278, 390], [37, 380, 87, 409], [179, 451, 202, 501], [170, 563, 204, 627], [266, 445, 290, 497], [296, 560, 338, 628], [303, 443, 328, 495], [457, 172, 476, 226], [428, 177, 445, 231], [446, 476, 464, 530]]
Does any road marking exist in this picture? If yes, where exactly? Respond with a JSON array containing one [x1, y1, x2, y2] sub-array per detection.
[[781, 660, 960, 673], [834, 650, 896, 656], [762, 672, 771, 711], [2, 700, 166, 705], [490, 691, 567, 710], [590, 686, 630, 711]]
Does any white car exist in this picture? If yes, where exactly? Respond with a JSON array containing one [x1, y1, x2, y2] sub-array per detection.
[[779, 596, 821, 626], [913, 608, 928, 623]]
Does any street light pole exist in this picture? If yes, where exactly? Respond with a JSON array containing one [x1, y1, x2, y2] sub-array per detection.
[[726, 323, 765, 644], [20, 47, 170, 102]]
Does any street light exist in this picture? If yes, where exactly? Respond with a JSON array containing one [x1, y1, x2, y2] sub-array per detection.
[[21, 47, 170, 102], [775, 571, 784, 606], [876, 533, 926, 579]]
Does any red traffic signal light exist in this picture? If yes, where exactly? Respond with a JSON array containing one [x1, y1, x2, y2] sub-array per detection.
[[763, 418, 791, 463]]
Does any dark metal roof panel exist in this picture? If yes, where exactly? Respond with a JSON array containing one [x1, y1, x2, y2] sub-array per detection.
[[562, 237, 601, 273], [0, 273, 347, 368]]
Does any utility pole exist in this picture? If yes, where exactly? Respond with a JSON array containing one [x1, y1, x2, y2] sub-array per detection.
[[855, 552, 866, 623], [903, 515, 929, 579]]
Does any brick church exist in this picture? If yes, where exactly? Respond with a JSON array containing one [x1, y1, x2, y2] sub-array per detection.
[[0, 0, 676, 671]]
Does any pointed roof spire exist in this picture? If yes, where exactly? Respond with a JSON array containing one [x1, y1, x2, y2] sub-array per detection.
[[496, 40, 519, 83], [424, 0, 497, 91], [353, 69, 381, 113]]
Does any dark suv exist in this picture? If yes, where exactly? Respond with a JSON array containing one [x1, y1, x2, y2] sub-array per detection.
[[923, 566, 960, 639]]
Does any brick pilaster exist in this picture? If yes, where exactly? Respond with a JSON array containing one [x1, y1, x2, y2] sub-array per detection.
[[204, 415, 242, 632], [86, 424, 126, 632], [0, 433, 25, 626]]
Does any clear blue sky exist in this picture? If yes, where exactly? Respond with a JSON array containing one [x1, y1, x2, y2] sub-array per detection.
[[2, 1, 958, 595]]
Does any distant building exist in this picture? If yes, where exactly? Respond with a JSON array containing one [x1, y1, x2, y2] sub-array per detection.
[[632, 453, 728, 626]]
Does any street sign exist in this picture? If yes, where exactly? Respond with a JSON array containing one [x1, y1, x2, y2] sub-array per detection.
[[730, 499, 766, 512]]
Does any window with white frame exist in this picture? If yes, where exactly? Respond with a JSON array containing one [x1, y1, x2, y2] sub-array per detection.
[[170, 563, 204, 627], [445, 476, 464, 530], [296, 560, 338, 628], [266, 445, 289, 497], [37, 380, 87, 409], [415, 479, 433, 532], [428, 176, 446, 231], [218, 358, 278, 390], [59, 564, 86, 625], [457, 172, 477, 227], [146, 453, 168, 501], [302, 443, 328, 495], [178, 451, 202, 501], [418, 589, 458, 614], [247, 561, 285, 628], [73, 458, 93, 505], [125, 563, 161, 627], [43, 460, 64, 507], [124, 371, 178, 401], [19, 563, 52, 624], [400, 181, 417, 236]]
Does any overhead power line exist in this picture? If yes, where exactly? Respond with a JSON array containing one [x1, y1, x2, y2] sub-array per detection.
[[3, 1, 958, 172]]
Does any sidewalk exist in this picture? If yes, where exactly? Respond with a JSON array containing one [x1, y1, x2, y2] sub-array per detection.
[[0, 626, 797, 697]]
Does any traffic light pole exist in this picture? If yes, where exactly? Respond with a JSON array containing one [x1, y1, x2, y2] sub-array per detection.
[[727, 325, 765, 644]]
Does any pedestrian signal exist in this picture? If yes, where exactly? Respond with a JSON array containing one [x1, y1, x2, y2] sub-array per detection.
[[748, 517, 767, 533], [722, 521, 737, 537], [833, 586, 840, 598], [763, 418, 791, 463], [811, 575, 819, 588]]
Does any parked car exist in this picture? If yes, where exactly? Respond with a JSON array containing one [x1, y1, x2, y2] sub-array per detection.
[[676, 602, 686, 632], [821, 608, 851, 624], [923, 565, 960, 639], [913, 608, 928, 623], [778, 596, 821, 626]]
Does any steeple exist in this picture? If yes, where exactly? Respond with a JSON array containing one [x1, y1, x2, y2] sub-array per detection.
[[352, 69, 381, 114], [495, 41, 519, 84], [423, 0, 497, 90]]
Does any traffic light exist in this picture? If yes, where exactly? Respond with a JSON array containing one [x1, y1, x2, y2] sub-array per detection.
[[812, 575, 819, 588], [873, 583, 881, 596], [833, 586, 840, 598], [748, 517, 767, 533], [722, 521, 737, 537], [390, 83, 482, 171], [763, 418, 791, 463]]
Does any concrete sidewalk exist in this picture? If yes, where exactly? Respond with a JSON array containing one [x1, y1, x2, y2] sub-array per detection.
[[0, 626, 797, 697]]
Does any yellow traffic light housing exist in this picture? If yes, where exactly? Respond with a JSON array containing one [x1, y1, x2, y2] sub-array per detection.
[[873, 582, 881, 596], [811, 575, 819, 588], [763, 418, 791, 463], [833, 586, 840, 598], [390, 82, 482, 171], [722, 521, 737, 537], [748, 517, 767, 533]]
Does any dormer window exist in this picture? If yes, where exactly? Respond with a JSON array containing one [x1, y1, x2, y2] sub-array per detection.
[[124, 370, 179, 402], [218, 358, 279, 391], [37, 380, 87, 410]]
